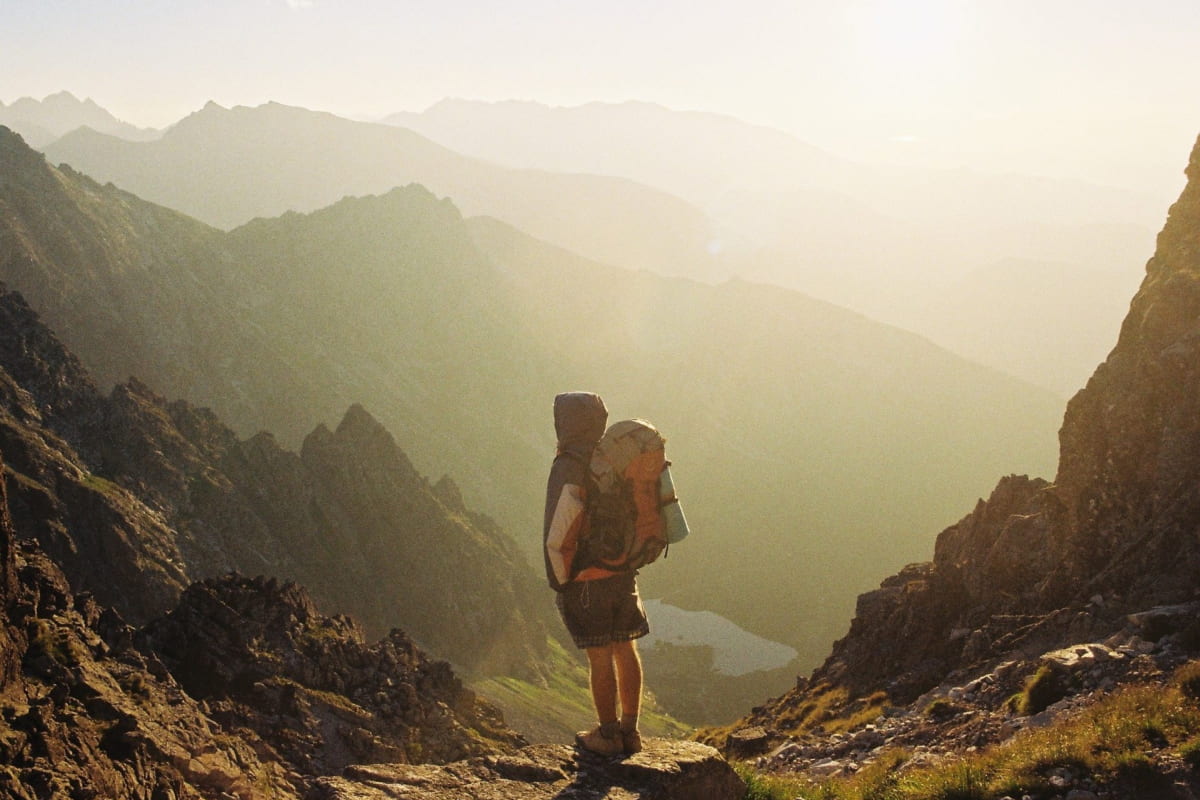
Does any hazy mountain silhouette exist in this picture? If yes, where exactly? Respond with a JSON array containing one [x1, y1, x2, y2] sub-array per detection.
[[2, 125, 1061, 710], [42, 100, 722, 281], [0, 90, 158, 147], [388, 98, 1161, 394]]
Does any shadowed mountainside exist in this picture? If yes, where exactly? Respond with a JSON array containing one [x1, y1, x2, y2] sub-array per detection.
[[0, 450, 522, 798], [0, 285, 551, 680]]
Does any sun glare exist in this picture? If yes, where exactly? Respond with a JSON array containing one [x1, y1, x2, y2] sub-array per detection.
[[846, 0, 973, 99]]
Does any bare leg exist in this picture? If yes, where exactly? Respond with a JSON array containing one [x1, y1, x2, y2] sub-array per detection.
[[612, 639, 642, 722], [585, 644, 619, 724]]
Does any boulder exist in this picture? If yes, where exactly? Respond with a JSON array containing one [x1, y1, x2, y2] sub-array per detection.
[[312, 739, 745, 800]]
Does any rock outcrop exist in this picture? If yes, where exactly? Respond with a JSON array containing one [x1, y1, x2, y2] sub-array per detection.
[[139, 573, 523, 774], [313, 740, 745, 800], [0, 449, 298, 798], [0, 443, 528, 798]]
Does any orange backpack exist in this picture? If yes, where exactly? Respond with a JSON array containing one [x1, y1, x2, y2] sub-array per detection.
[[573, 419, 673, 575]]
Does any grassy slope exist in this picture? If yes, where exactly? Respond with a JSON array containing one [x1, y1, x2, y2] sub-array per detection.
[[473, 637, 690, 744], [737, 661, 1200, 800]]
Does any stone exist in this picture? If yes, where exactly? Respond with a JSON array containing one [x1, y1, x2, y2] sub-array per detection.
[[808, 759, 846, 777], [725, 726, 771, 757], [1041, 643, 1123, 671], [314, 740, 745, 800]]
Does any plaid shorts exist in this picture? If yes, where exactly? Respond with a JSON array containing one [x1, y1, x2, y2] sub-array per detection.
[[555, 572, 650, 649]]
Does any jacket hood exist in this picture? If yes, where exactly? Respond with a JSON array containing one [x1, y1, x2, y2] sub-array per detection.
[[554, 392, 608, 457]]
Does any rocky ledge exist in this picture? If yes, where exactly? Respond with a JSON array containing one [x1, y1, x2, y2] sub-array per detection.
[[313, 739, 746, 800]]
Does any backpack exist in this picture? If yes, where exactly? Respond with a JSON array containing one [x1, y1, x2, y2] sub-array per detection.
[[572, 419, 687, 576]]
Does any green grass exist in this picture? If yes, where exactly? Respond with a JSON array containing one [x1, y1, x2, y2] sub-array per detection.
[[81, 472, 122, 496], [26, 619, 87, 668], [473, 636, 690, 744], [1175, 660, 1200, 701], [1008, 664, 1068, 716], [735, 660, 1200, 800]]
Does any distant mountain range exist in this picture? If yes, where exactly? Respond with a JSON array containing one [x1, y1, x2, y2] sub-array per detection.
[[36, 96, 1162, 394], [0, 90, 158, 147], [387, 98, 1164, 395], [1, 125, 1062, 708], [42, 101, 722, 282]]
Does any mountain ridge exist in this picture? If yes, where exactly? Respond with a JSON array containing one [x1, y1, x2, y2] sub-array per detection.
[[389, 97, 1160, 395], [0, 443, 526, 797], [2, 123, 1062, 718], [0, 90, 159, 147], [0, 282, 552, 681], [41, 101, 720, 280]]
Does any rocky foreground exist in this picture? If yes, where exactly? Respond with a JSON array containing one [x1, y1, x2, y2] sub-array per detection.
[[0, 445, 744, 799], [727, 608, 1198, 794], [316, 740, 744, 800]]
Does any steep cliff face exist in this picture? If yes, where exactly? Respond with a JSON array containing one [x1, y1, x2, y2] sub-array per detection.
[[743, 133, 1200, 713], [1053, 133, 1200, 603], [0, 286, 551, 678]]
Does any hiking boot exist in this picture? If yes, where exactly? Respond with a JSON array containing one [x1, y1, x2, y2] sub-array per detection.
[[621, 728, 643, 754], [575, 723, 623, 756]]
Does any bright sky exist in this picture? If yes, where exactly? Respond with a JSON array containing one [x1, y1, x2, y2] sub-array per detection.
[[2, 0, 1200, 193]]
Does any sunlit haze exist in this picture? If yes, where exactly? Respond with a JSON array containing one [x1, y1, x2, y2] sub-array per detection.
[[3, 0, 1200, 194]]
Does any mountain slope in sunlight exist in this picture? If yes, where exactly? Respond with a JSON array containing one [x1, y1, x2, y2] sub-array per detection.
[[2, 125, 1061, 718]]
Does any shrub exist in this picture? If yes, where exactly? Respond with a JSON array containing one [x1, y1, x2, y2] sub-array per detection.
[[925, 698, 960, 721], [1174, 660, 1200, 702], [1013, 665, 1068, 716], [1179, 738, 1200, 770]]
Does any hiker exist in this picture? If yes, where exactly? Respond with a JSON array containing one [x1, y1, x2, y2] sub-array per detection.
[[543, 391, 648, 756]]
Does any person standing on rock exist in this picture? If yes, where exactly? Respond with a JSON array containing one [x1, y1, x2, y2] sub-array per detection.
[[543, 391, 648, 756]]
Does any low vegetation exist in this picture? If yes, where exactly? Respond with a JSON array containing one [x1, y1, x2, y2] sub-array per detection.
[[473, 637, 690, 744], [1007, 664, 1069, 716], [736, 660, 1200, 800]]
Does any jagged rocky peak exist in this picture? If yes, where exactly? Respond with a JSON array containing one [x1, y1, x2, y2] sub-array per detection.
[[336, 401, 397, 444], [0, 287, 100, 425], [433, 474, 467, 512], [139, 573, 524, 773], [0, 447, 523, 796], [303, 402, 422, 485]]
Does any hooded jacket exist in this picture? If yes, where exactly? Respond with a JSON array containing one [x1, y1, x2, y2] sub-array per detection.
[[542, 392, 612, 591]]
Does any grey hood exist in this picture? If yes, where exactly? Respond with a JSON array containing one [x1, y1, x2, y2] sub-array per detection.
[[554, 392, 608, 458]]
